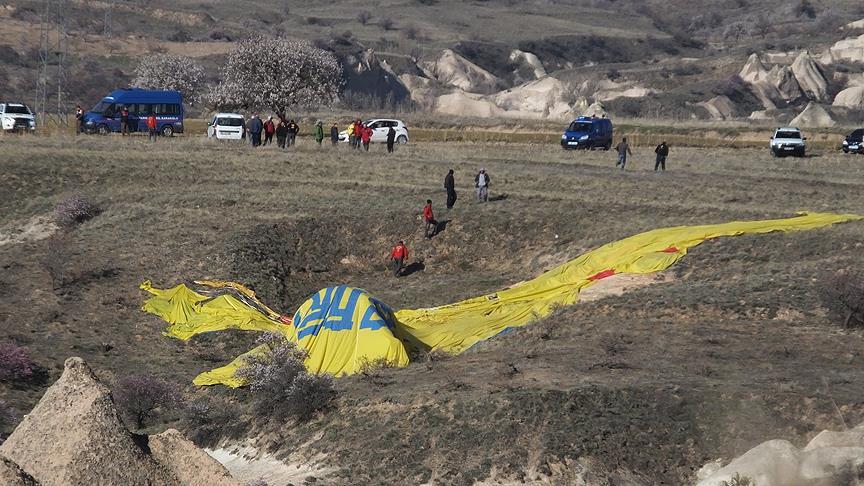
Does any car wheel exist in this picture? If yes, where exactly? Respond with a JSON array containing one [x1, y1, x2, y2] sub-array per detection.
[[397, 135, 407, 144], [97, 124, 110, 135], [161, 125, 174, 137], [604, 142, 611, 151]]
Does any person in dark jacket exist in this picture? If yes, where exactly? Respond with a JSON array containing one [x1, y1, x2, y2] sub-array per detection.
[[444, 169, 457, 209], [248, 114, 263, 147], [330, 123, 339, 146], [654, 141, 669, 171], [75, 105, 84, 135], [386, 126, 397, 153], [275, 119, 288, 148], [287, 119, 299, 147], [615, 137, 632, 170], [120, 105, 130, 136], [263, 116, 276, 146]]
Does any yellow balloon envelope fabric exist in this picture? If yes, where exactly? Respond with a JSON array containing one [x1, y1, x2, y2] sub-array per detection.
[[141, 212, 861, 386]]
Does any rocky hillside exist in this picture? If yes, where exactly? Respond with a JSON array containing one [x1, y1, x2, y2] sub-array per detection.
[[0, 357, 240, 486], [2, 0, 864, 124]]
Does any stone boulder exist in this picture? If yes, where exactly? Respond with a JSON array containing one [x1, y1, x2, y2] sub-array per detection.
[[697, 96, 736, 120], [434, 90, 503, 118], [0, 456, 39, 485], [768, 65, 802, 101], [149, 429, 240, 486], [821, 33, 864, 65], [738, 53, 780, 109], [0, 357, 240, 486], [420, 49, 500, 94], [791, 102, 836, 127], [398, 74, 437, 111], [791, 52, 828, 102], [832, 86, 864, 108], [509, 49, 547, 81], [492, 77, 577, 120], [583, 101, 607, 118]]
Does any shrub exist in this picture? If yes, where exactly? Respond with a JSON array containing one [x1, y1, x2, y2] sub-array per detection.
[[720, 473, 755, 486], [54, 195, 100, 229], [113, 374, 183, 429], [235, 333, 336, 422], [181, 395, 243, 446], [0, 341, 37, 383], [0, 399, 18, 441], [819, 270, 864, 328], [357, 11, 372, 25], [209, 30, 232, 41], [379, 17, 395, 31]]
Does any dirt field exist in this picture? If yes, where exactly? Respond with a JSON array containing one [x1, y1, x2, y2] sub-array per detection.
[[1, 132, 864, 483]]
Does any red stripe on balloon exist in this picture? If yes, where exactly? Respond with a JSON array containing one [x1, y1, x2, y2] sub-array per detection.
[[587, 269, 616, 281]]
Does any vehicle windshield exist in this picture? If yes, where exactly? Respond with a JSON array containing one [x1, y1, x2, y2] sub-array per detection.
[[90, 101, 110, 113], [849, 129, 863, 139], [216, 117, 244, 126], [567, 122, 593, 132], [775, 131, 801, 139], [5, 105, 31, 114]]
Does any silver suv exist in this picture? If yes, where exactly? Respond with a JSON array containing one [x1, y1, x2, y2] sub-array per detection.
[[770, 127, 806, 157], [0, 102, 36, 132]]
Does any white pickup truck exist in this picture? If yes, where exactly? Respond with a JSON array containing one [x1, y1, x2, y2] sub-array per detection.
[[770, 127, 806, 157]]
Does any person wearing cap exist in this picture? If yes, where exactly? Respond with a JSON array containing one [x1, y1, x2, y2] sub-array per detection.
[[287, 119, 299, 147], [474, 168, 491, 202], [314, 120, 324, 146], [390, 241, 409, 277]]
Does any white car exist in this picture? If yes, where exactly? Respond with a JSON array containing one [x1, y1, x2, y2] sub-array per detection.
[[770, 127, 806, 157], [1, 102, 36, 132], [207, 113, 245, 140], [339, 119, 409, 144]]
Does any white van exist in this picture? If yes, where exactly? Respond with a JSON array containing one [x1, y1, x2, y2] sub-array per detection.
[[207, 113, 245, 140]]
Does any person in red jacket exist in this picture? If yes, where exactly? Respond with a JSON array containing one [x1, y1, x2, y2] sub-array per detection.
[[422, 199, 438, 238], [360, 124, 372, 151], [263, 116, 276, 146], [147, 113, 158, 141], [390, 240, 409, 277]]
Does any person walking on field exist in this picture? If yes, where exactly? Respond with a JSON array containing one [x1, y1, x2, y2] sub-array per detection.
[[120, 105, 130, 136], [330, 123, 339, 146], [353, 119, 363, 149], [287, 119, 299, 147], [75, 105, 84, 135], [444, 169, 457, 209], [275, 119, 288, 149], [360, 123, 372, 151], [386, 126, 396, 153], [654, 141, 669, 171], [615, 137, 632, 170], [390, 240, 409, 277], [423, 199, 438, 238], [475, 168, 490, 202], [146, 113, 158, 142], [314, 121, 324, 146], [263, 116, 276, 146]]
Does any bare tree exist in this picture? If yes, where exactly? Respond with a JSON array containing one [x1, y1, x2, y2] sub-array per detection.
[[205, 36, 342, 113], [133, 54, 205, 104]]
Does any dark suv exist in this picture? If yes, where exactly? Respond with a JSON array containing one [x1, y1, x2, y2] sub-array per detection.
[[842, 128, 863, 154]]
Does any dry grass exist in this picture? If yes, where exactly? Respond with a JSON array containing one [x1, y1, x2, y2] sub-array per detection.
[[1, 133, 864, 482]]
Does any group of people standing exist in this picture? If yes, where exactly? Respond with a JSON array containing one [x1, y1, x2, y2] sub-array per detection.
[[242, 116, 399, 152], [389, 167, 493, 277], [614, 137, 670, 171]]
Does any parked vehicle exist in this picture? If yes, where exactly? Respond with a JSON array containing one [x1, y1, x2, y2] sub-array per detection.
[[207, 113, 245, 140], [83, 88, 184, 136], [0, 102, 36, 132], [842, 128, 863, 154], [338, 119, 409, 144], [770, 127, 806, 157], [560, 116, 613, 150]]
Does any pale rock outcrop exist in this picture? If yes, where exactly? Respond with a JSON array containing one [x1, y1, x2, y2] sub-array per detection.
[[843, 18, 864, 30], [768, 65, 802, 101], [791, 102, 836, 127], [509, 49, 547, 80], [420, 49, 500, 94], [791, 52, 828, 102], [832, 86, 864, 108], [0, 456, 39, 485], [696, 96, 736, 120], [0, 357, 240, 486], [698, 423, 864, 486], [149, 429, 241, 486], [739, 53, 771, 84], [583, 101, 607, 118], [492, 77, 577, 120], [738, 53, 780, 109], [820, 34, 864, 65], [592, 79, 656, 102], [749, 110, 775, 121], [434, 90, 503, 118], [398, 73, 437, 110]]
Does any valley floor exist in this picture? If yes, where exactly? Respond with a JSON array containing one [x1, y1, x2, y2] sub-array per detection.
[[1, 133, 864, 483]]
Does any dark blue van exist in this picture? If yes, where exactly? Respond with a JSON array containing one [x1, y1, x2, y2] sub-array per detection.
[[560, 116, 613, 150], [83, 88, 184, 136]]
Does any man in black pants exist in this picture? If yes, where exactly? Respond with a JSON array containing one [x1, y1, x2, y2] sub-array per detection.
[[444, 169, 457, 209], [386, 126, 396, 153], [654, 141, 669, 171]]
